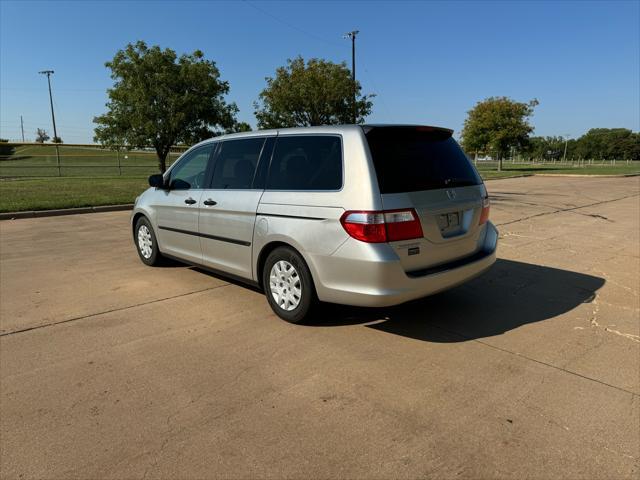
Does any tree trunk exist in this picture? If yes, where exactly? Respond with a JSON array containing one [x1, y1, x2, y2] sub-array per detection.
[[498, 154, 503, 172], [155, 147, 168, 173]]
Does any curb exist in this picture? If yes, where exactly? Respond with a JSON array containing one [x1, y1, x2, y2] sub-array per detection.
[[484, 174, 534, 181], [484, 173, 639, 181], [0, 204, 134, 221], [533, 173, 639, 178]]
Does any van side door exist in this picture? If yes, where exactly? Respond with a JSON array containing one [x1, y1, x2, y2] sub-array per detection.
[[198, 136, 273, 279]]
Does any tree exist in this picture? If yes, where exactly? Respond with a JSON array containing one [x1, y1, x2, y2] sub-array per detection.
[[254, 56, 374, 128], [228, 121, 252, 133], [461, 97, 538, 170], [52, 136, 63, 144], [94, 41, 238, 172], [527, 136, 566, 160], [35, 128, 50, 143], [573, 128, 639, 160]]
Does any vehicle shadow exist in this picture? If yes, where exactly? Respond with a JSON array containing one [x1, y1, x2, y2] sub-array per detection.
[[313, 259, 604, 343]]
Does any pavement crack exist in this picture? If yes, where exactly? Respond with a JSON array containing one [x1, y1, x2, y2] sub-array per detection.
[[0, 284, 231, 338], [429, 323, 638, 397], [588, 292, 639, 343], [496, 193, 639, 227]]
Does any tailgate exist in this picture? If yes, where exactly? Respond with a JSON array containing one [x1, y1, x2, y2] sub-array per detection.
[[381, 185, 488, 271], [364, 125, 488, 272]]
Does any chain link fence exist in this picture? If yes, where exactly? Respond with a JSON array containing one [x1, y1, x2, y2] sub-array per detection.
[[0, 143, 190, 178]]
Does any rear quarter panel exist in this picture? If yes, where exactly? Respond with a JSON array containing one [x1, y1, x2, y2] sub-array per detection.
[[254, 127, 379, 282]]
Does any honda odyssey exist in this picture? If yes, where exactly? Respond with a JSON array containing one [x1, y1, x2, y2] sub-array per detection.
[[132, 125, 498, 323]]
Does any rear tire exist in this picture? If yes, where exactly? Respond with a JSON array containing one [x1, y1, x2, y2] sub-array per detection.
[[134, 216, 162, 266], [263, 247, 317, 324]]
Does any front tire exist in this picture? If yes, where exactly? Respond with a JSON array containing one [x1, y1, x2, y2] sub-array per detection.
[[263, 247, 317, 324], [134, 216, 162, 266]]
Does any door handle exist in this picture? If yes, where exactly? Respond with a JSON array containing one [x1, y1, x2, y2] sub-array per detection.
[[203, 199, 217, 206], [184, 197, 197, 205]]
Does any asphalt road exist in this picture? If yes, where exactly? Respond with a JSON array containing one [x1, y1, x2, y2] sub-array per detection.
[[1, 176, 638, 479]]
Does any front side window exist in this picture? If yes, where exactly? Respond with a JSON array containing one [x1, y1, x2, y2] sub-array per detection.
[[210, 138, 266, 189], [266, 135, 342, 191], [168, 145, 214, 190]]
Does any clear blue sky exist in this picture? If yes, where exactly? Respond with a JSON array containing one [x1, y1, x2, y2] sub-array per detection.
[[1, 0, 638, 143]]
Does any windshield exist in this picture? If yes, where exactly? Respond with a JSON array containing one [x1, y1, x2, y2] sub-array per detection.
[[365, 127, 482, 194]]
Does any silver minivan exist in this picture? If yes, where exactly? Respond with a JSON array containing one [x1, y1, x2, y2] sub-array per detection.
[[132, 125, 498, 323]]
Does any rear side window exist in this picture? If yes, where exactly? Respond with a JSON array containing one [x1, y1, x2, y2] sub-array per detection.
[[365, 127, 482, 193], [267, 135, 342, 191], [210, 138, 265, 189]]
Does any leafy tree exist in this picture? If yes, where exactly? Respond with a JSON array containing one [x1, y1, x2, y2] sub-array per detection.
[[573, 128, 639, 160], [527, 136, 567, 160], [94, 41, 238, 172], [228, 121, 252, 133], [254, 56, 374, 128], [35, 128, 50, 143], [461, 97, 538, 170], [52, 136, 63, 144]]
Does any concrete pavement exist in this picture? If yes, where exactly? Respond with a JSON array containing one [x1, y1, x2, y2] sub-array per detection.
[[1, 176, 638, 479]]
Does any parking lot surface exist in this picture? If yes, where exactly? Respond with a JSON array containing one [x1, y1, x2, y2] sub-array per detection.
[[1, 176, 638, 479]]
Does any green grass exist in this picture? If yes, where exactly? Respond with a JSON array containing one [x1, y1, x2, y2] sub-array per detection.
[[0, 144, 181, 178], [476, 161, 640, 177], [0, 161, 638, 213], [0, 177, 149, 212], [479, 170, 531, 180]]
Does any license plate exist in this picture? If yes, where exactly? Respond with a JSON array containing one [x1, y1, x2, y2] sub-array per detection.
[[438, 212, 460, 229]]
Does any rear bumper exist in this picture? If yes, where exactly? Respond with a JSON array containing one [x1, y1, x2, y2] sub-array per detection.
[[311, 222, 498, 307]]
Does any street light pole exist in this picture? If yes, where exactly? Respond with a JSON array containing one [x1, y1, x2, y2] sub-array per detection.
[[39, 70, 61, 174], [343, 30, 359, 124]]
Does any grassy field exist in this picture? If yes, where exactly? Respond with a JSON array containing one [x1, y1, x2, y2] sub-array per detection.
[[476, 161, 640, 177], [0, 144, 181, 178], [0, 158, 638, 213], [2, 143, 636, 213], [0, 177, 149, 212]]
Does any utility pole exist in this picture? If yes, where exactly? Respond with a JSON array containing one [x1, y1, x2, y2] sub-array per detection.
[[562, 133, 570, 163], [39, 70, 61, 174], [20, 115, 24, 142], [343, 30, 359, 124]]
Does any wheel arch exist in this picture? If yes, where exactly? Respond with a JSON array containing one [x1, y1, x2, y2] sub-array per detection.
[[131, 211, 149, 238], [255, 241, 316, 292], [131, 210, 160, 248]]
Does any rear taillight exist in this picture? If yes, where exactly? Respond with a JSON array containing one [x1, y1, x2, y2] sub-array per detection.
[[340, 209, 424, 243], [479, 196, 490, 225]]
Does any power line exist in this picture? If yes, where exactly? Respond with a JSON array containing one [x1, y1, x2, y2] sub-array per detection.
[[0, 87, 106, 92], [241, 0, 342, 50]]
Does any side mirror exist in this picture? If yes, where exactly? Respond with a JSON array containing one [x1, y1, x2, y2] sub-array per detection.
[[148, 174, 166, 189]]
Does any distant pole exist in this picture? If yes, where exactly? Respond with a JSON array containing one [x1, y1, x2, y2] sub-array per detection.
[[20, 115, 24, 142], [344, 30, 359, 124], [562, 134, 570, 163], [39, 70, 61, 175]]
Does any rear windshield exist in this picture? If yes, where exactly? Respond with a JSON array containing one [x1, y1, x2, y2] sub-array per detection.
[[365, 127, 482, 194]]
